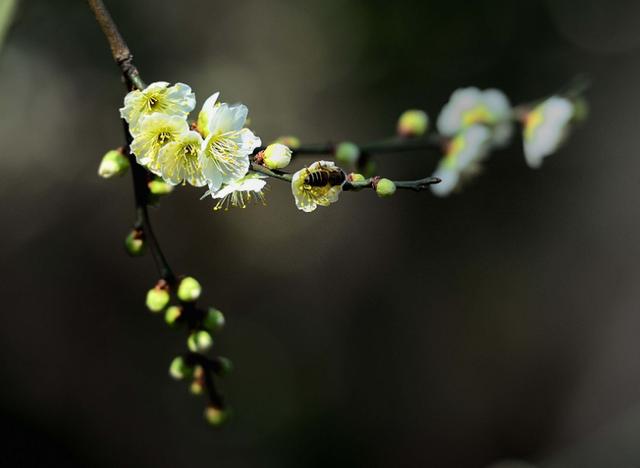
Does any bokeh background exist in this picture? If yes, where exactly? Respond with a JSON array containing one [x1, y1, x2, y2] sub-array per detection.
[[1, 0, 640, 467]]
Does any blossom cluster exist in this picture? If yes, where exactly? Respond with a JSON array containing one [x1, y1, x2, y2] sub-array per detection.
[[429, 87, 583, 196], [120, 82, 266, 208]]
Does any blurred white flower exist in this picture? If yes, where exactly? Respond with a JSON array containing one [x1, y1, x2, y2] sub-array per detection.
[[120, 81, 195, 131], [523, 96, 574, 169], [437, 87, 513, 147], [431, 124, 492, 197], [202, 173, 267, 211], [197, 92, 261, 192], [156, 130, 206, 186], [130, 113, 190, 172], [291, 160, 345, 212]]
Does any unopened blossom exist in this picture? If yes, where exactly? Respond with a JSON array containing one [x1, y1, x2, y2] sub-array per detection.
[[523, 96, 574, 169], [157, 130, 206, 186], [197, 92, 261, 191], [437, 87, 513, 147], [431, 124, 492, 197], [130, 113, 190, 172], [291, 160, 345, 213], [202, 173, 267, 211], [263, 143, 292, 170], [120, 81, 195, 130]]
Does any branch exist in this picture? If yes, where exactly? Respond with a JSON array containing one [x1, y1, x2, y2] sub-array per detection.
[[254, 134, 445, 158], [250, 162, 440, 192], [88, 0, 144, 90], [89, 0, 226, 414]]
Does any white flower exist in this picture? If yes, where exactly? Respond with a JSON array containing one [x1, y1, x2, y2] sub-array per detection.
[[437, 87, 513, 147], [120, 82, 195, 131], [291, 160, 345, 212], [263, 143, 292, 169], [523, 96, 574, 169], [130, 113, 190, 172], [202, 173, 267, 211], [197, 92, 261, 192], [156, 130, 206, 186], [431, 124, 492, 197]]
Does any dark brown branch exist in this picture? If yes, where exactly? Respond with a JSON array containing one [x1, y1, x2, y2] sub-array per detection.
[[87, 0, 144, 90]]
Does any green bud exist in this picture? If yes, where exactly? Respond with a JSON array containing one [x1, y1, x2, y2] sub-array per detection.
[[204, 405, 229, 426], [169, 356, 193, 380], [397, 109, 429, 137], [124, 229, 145, 257], [188, 330, 213, 352], [98, 149, 129, 178], [263, 143, 292, 169], [177, 276, 202, 302], [148, 178, 174, 196], [375, 178, 396, 198], [335, 142, 360, 167], [164, 305, 182, 327], [348, 173, 366, 183], [215, 356, 234, 376], [203, 307, 225, 333], [362, 159, 377, 178], [274, 135, 301, 149], [572, 97, 589, 123], [190, 379, 204, 395], [146, 286, 170, 313]]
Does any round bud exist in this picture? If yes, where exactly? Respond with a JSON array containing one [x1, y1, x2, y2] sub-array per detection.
[[203, 307, 225, 333], [263, 143, 292, 169], [146, 287, 170, 313], [362, 159, 377, 178], [148, 178, 174, 196], [190, 379, 204, 395], [164, 305, 182, 327], [348, 173, 366, 183], [375, 178, 397, 198], [335, 142, 360, 167], [204, 405, 229, 426], [274, 135, 301, 149], [215, 356, 234, 376], [169, 356, 193, 380], [188, 330, 213, 352], [397, 109, 429, 137], [98, 149, 129, 178], [572, 97, 589, 123], [124, 229, 145, 257], [177, 276, 202, 302]]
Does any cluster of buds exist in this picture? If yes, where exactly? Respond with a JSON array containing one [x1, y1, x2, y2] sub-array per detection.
[[144, 276, 231, 426]]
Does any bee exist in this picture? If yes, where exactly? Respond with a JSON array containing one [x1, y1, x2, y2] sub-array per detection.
[[303, 163, 346, 188]]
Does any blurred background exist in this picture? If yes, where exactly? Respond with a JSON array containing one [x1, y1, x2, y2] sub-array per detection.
[[1, 0, 639, 466]]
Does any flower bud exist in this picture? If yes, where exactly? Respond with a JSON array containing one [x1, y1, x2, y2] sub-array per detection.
[[348, 173, 366, 183], [215, 356, 234, 376], [203, 307, 225, 333], [146, 284, 170, 313], [362, 159, 377, 178], [124, 229, 145, 257], [98, 149, 129, 178], [375, 178, 396, 198], [169, 356, 193, 380], [188, 330, 213, 352], [190, 379, 204, 395], [177, 276, 202, 302], [572, 97, 589, 123], [263, 143, 292, 169], [164, 305, 182, 326], [148, 178, 174, 196], [335, 142, 360, 167], [274, 136, 301, 149], [204, 405, 229, 426], [397, 109, 429, 137]]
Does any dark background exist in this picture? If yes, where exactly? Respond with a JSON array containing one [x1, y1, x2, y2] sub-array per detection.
[[1, 0, 639, 467]]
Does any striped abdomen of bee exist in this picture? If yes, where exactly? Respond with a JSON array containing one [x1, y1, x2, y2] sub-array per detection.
[[304, 166, 346, 187]]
